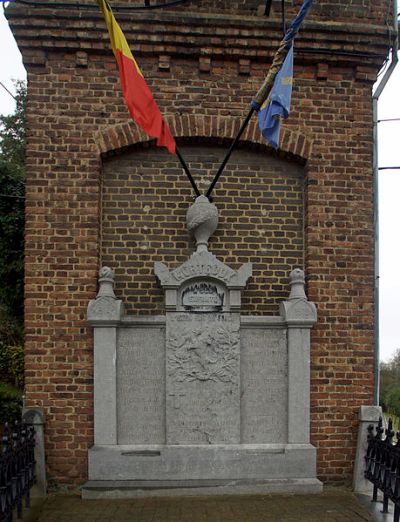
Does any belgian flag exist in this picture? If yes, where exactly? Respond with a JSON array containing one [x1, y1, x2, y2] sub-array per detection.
[[97, 0, 176, 154]]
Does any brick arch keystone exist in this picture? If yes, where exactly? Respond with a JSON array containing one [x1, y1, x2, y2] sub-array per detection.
[[95, 114, 312, 161]]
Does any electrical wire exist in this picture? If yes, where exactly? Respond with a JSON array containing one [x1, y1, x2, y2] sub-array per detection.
[[1, 0, 393, 63], [375, 0, 398, 81], [2, 0, 194, 11], [0, 193, 25, 200], [300, 48, 387, 59], [0, 82, 17, 101], [376, 57, 390, 80], [2, 0, 388, 61]]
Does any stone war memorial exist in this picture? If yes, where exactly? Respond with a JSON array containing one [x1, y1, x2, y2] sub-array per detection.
[[6, 0, 396, 496], [86, 195, 319, 495]]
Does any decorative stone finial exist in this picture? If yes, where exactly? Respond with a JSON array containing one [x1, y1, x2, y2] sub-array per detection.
[[186, 195, 218, 253], [97, 266, 116, 299], [288, 268, 307, 300], [280, 268, 317, 325], [87, 266, 124, 323]]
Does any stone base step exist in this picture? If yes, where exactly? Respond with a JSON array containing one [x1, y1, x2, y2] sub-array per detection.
[[81, 478, 323, 499]]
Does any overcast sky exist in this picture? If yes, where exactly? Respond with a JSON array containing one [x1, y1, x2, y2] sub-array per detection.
[[1, 6, 399, 362]]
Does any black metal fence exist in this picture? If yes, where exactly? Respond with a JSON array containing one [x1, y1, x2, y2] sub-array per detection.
[[365, 417, 400, 522], [0, 422, 36, 522]]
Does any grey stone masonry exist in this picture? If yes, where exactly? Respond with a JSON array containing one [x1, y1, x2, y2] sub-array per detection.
[[154, 252, 252, 313], [22, 408, 46, 498], [353, 405, 382, 494], [165, 312, 241, 445]]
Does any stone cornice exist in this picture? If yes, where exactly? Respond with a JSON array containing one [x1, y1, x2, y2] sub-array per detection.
[[6, 4, 392, 68]]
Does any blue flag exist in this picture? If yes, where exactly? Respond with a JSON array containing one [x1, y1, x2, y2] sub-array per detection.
[[256, 45, 293, 149]]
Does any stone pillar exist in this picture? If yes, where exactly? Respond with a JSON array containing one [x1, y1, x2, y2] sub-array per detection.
[[353, 405, 382, 493], [87, 267, 124, 445], [22, 408, 46, 497], [280, 269, 317, 444]]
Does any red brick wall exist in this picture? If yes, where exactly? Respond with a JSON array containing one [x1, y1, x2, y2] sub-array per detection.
[[7, 0, 390, 487], [101, 145, 304, 315]]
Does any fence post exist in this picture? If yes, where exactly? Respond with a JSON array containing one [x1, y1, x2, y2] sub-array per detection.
[[22, 408, 46, 497], [353, 405, 382, 493]]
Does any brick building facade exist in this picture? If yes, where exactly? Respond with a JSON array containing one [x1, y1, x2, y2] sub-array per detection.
[[6, 0, 395, 488]]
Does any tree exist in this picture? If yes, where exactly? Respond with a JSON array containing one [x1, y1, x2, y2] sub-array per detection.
[[0, 81, 26, 421], [0, 80, 26, 345], [386, 387, 400, 419], [380, 347, 400, 419]]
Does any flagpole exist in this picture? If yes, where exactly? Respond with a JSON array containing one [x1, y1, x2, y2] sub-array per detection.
[[205, 39, 290, 200], [205, 49, 289, 199], [176, 146, 201, 198], [205, 108, 254, 199], [205, 0, 312, 199]]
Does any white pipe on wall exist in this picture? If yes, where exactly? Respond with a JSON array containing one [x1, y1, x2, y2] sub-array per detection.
[[372, 0, 399, 405]]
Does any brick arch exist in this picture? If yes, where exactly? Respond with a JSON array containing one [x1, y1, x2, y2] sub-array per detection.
[[95, 114, 312, 161]]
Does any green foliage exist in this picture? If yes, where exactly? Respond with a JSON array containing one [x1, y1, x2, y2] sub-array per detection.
[[380, 347, 400, 418], [0, 80, 26, 172], [0, 81, 26, 346], [0, 381, 23, 423], [386, 388, 400, 418], [0, 343, 24, 387], [0, 82, 26, 423]]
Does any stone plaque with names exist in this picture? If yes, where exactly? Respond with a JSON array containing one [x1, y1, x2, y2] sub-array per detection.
[[241, 328, 288, 443], [117, 327, 165, 444]]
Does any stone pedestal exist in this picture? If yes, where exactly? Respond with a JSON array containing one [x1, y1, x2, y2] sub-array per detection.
[[353, 405, 382, 493], [22, 408, 46, 498]]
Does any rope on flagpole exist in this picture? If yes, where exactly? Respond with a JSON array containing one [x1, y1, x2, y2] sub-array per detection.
[[251, 39, 290, 109], [205, 40, 290, 200]]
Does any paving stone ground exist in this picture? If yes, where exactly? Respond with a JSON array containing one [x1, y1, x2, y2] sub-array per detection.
[[24, 488, 376, 522]]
